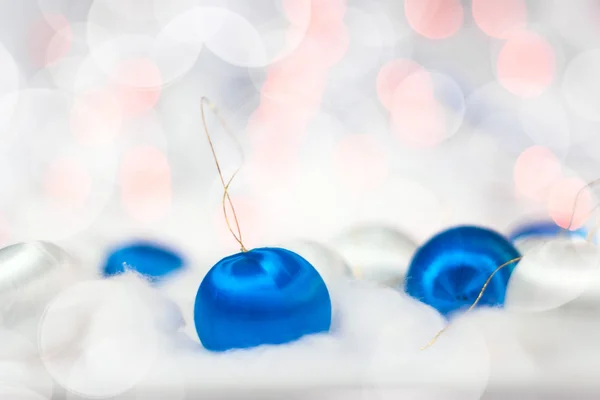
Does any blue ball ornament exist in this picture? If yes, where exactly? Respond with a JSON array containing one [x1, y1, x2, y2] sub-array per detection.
[[509, 220, 589, 244], [103, 241, 185, 282], [194, 247, 332, 352], [404, 226, 520, 317]]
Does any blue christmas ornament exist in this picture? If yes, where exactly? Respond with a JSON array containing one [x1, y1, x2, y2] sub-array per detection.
[[194, 247, 332, 352], [103, 241, 185, 282], [404, 226, 520, 317], [509, 220, 589, 245]]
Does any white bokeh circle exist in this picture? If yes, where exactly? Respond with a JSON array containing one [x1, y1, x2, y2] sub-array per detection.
[[505, 239, 600, 313], [518, 91, 570, 157], [563, 49, 600, 122], [75, 32, 200, 91], [93, 0, 158, 21], [0, 328, 54, 399], [328, 6, 389, 83], [431, 71, 466, 136], [0, 42, 22, 138], [547, 0, 600, 51], [155, 2, 311, 67], [38, 278, 167, 399], [390, 69, 466, 146], [465, 81, 562, 156], [6, 88, 117, 242], [86, 0, 160, 51]]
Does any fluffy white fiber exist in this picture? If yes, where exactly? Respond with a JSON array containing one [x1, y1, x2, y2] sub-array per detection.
[[1, 238, 600, 399]]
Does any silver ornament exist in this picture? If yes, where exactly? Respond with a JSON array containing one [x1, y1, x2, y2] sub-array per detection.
[[0, 241, 74, 291], [280, 240, 353, 286], [505, 238, 600, 313], [0, 241, 79, 326], [330, 225, 418, 287]]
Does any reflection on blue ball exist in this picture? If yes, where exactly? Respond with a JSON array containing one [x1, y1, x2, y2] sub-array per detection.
[[103, 241, 185, 282], [509, 220, 589, 244], [194, 247, 332, 352], [404, 226, 520, 317]]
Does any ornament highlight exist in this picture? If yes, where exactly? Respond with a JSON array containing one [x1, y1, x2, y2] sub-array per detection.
[[102, 241, 185, 282], [194, 247, 332, 352], [405, 226, 520, 316], [331, 225, 417, 287]]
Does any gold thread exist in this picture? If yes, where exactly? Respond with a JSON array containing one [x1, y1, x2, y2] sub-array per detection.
[[565, 178, 600, 234], [421, 179, 600, 350], [420, 257, 522, 350], [200, 97, 247, 252]]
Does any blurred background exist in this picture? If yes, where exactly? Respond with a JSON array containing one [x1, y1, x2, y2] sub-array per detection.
[[1, 0, 599, 266]]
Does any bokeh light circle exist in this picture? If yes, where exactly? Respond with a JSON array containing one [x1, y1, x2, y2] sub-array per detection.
[[548, 0, 600, 51], [547, 176, 594, 230], [0, 328, 54, 399], [472, 0, 527, 39], [513, 146, 562, 203], [0, 43, 21, 138], [496, 30, 555, 97], [7, 89, 117, 241], [465, 81, 549, 155], [76, 33, 199, 91], [120, 145, 172, 224], [518, 92, 570, 157], [376, 59, 423, 110], [404, 0, 464, 40], [110, 58, 162, 115], [563, 49, 600, 122], [95, 0, 157, 21], [331, 133, 388, 192], [38, 279, 161, 399], [390, 70, 465, 147], [28, 13, 72, 67], [158, 4, 312, 68], [70, 88, 123, 146], [86, 0, 160, 51], [329, 6, 390, 83]]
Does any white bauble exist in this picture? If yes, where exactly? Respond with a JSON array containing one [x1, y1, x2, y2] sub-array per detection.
[[0, 241, 83, 328], [505, 238, 600, 313], [281, 240, 353, 286], [330, 225, 418, 287]]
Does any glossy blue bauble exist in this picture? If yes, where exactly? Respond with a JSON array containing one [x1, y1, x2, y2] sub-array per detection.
[[509, 220, 588, 244], [404, 226, 521, 317], [194, 247, 332, 352], [103, 241, 185, 282]]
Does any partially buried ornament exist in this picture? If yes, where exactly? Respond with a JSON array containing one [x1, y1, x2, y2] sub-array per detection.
[[405, 226, 521, 316], [102, 240, 185, 282], [504, 238, 600, 313], [194, 247, 331, 351], [0, 241, 78, 325], [330, 225, 417, 287], [508, 219, 589, 254], [193, 98, 332, 352]]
